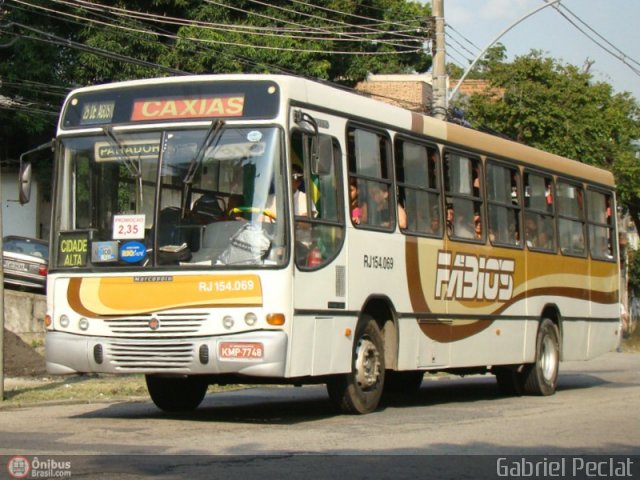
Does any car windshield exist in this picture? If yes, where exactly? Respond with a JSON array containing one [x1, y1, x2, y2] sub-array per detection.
[[3, 237, 49, 261], [52, 126, 287, 269]]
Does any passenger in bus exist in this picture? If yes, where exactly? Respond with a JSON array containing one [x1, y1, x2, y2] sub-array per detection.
[[291, 164, 316, 217], [349, 177, 365, 225], [264, 164, 316, 221], [474, 213, 482, 240], [525, 215, 539, 247], [397, 199, 407, 229], [367, 183, 391, 227], [446, 203, 455, 236]]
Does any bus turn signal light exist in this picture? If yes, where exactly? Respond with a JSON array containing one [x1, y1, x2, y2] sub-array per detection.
[[266, 313, 285, 326]]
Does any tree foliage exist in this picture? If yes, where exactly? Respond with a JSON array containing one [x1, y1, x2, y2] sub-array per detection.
[[452, 50, 640, 233]]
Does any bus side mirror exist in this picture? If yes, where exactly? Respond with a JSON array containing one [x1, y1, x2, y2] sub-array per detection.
[[19, 161, 32, 205], [312, 135, 333, 175], [18, 140, 53, 205]]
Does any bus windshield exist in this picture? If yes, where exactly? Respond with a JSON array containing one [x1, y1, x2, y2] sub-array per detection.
[[52, 125, 287, 270]]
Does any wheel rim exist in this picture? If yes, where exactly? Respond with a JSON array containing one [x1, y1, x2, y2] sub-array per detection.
[[540, 335, 558, 382], [354, 336, 381, 391]]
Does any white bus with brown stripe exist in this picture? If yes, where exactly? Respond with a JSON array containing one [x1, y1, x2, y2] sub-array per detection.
[[30, 74, 620, 414]]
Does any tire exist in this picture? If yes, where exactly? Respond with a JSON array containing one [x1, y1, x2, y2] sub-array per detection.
[[384, 370, 424, 394], [145, 375, 208, 412], [494, 367, 523, 396], [522, 319, 560, 396], [326, 315, 385, 414]]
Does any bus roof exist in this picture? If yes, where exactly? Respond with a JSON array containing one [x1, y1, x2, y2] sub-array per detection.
[[64, 74, 615, 188]]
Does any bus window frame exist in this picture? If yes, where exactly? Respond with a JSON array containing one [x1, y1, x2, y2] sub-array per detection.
[[346, 123, 395, 233], [586, 186, 617, 263], [523, 168, 558, 254], [394, 135, 443, 239], [442, 147, 485, 244], [291, 129, 346, 272], [486, 158, 524, 250], [556, 177, 587, 258]]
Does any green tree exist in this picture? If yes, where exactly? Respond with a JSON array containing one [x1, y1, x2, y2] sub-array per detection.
[[0, 0, 432, 165], [453, 50, 640, 233]]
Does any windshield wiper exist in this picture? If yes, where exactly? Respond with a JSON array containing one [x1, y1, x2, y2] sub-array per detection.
[[182, 119, 225, 186], [103, 126, 142, 178], [103, 126, 144, 212]]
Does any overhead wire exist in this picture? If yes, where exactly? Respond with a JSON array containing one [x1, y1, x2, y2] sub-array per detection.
[[53, 0, 422, 43], [244, 0, 425, 44], [10, 0, 424, 56], [4, 0, 291, 74], [285, 0, 428, 33], [547, 1, 640, 77], [203, 0, 424, 52]]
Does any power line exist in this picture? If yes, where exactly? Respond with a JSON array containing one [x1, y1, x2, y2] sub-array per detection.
[[11, 0, 424, 56], [446, 22, 481, 54], [444, 32, 474, 64], [547, 1, 640, 78], [0, 21, 187, 75]]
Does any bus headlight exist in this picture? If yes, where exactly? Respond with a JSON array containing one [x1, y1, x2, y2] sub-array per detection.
[[79, 317, 90, 331], [59, 315, 70, 328], [222, 315, 235, 329], [244, 312, 258, 326]]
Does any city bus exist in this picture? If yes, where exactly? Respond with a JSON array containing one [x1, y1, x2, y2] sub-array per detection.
[[22, 74, 621, 414]]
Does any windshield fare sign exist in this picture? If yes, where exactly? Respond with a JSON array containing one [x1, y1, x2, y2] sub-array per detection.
[[131, 95, 245, 121]]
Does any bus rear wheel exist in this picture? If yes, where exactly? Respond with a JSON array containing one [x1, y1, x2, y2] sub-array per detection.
[[326, 316, 385, 414], [145, 375, 208, 412], [522, 319, 560, 396]]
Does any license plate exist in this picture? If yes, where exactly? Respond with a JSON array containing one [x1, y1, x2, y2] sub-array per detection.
[[4, 260, 28, 272], [219, 342, 263, 360]]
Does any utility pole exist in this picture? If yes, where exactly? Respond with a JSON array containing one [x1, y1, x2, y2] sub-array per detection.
[[432, 0, 447, 119], [0, 163, 4, 403]]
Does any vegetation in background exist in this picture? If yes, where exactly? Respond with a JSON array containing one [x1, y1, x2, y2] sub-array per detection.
[[451, 48, 640, 234]]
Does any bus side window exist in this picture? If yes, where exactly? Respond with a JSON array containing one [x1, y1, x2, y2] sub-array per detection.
[[557, 180, 586, 256], [443, 151, 483, 241], [347, 126, 393, 230], [395, 139, 441, 236], [291, 130, 344, 269], [587, 189, 616, 260], [487, 161, 522, 247], [523, 171, 556, 252]]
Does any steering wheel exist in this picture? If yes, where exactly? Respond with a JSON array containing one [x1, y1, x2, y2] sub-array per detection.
[[228, 206, 276, 221]]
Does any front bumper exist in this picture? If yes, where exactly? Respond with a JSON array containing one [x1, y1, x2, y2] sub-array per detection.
[[46, 330, 288, 377]]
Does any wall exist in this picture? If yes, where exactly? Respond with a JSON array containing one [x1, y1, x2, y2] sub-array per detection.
[[3, 289, 46, 345]]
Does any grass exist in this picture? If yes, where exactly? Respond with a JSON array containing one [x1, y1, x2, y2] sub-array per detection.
[[0, 374, 242, 408]]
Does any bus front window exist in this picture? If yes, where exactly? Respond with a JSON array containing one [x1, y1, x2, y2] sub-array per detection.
[[53, 127, 286, 269]]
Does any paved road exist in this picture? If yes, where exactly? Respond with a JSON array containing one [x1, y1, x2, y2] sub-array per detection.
[[1, 352, 639, 479]]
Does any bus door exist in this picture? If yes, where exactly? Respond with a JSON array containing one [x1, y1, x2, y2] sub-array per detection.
[[289, 115, 348, 375]]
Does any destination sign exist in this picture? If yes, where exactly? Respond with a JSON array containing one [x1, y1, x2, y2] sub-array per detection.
[[62, 80, 279, 128], [81, 101, 115, 124], [131, 95, 245, 121], [57, 232, 89, 267], [94, 140, 160, 162]]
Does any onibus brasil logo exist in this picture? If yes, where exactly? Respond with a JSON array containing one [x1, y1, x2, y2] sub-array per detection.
[[7, 455, 72, 478]]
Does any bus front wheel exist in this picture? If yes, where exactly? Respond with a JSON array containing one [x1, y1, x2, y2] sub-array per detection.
[[522, 319, 560, 396], [326, 315, 385, 414], [145, 375, 208, 412]]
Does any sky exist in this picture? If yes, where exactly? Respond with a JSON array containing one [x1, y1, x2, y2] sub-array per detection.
[[429, 0, 640, 101]]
